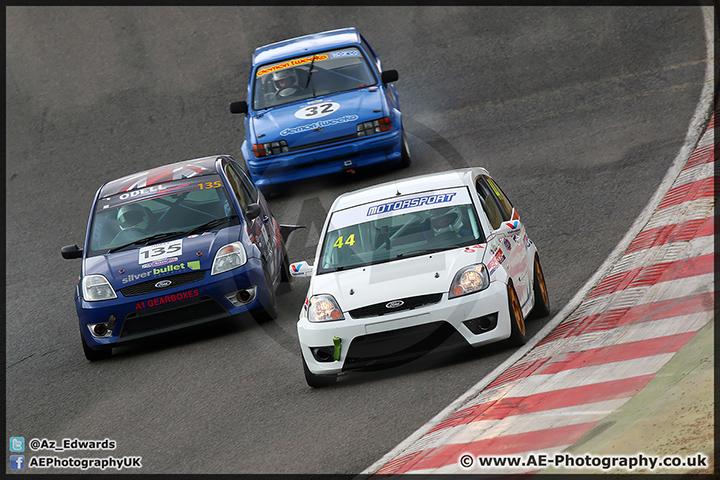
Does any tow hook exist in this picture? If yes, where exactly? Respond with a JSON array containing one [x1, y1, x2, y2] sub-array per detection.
[[333, 337, 342, 361]]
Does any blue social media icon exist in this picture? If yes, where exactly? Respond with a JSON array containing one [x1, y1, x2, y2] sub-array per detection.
[[9, 437, 24, 453], [10, 455, 25, 470]]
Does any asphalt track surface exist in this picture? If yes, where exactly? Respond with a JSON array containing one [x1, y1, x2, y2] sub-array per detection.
[[5, 6, 709, 474]]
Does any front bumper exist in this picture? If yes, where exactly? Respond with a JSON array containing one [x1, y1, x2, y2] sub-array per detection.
[[77, 257, 270, 349], [298, 281, 512, 375], [245, 129, 402, 191]]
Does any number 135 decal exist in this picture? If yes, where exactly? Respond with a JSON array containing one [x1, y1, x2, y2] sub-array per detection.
[[139, 239, 183, 264], [294, 102, 340, 119]]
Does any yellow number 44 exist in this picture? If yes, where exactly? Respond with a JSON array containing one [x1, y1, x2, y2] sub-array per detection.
[[333, 234, 355, 249]]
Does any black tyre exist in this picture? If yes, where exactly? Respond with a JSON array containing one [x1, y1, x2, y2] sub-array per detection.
[[302, 353, 337, 388], [81, 329, 112, 361], [531, 255, 550, 319], [252, 271, 278, 322], [275, 241, 293, 296], [399, 129, 411, 168], [507, 283, 527, 346]]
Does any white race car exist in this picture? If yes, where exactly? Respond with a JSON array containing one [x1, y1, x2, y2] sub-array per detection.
[[290, 168, 550, 387]]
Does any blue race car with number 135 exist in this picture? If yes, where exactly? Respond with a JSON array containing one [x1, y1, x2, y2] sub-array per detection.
[[61, 155, 300, 360], [230, 27, 410, 195]]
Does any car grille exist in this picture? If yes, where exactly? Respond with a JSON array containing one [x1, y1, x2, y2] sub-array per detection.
[[120, 270, 206, 297], [288, 133, 358, 153], [119, 296, 227, 338], [348, 293, 444, 319], [342, 321, 467, 371]]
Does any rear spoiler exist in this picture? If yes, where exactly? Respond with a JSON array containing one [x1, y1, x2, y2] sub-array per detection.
[[279, 224, 305, 243]]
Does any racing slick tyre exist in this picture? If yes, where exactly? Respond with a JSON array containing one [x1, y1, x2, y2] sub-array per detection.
[[399, 129, 411, 168], [252, 270, 279, 322], [302, 353, 337, 388], [275, 241, 294, 295], [507, 283, 527, 347], [530, 255, 550, 319], [80, 328, 112, 361]]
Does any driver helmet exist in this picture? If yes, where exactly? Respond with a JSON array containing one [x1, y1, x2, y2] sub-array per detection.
[[431, 207, 463, 235], [117, 204, 150, 231], [272, 68, 299, 92]]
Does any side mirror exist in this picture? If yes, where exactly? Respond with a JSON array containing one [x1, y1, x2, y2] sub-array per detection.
[[289, 261, 313, 278], [61, 244, 83, 259], [380, 69, 399, 84], [246, 203, 262, 220], [494, 220, 521, 237], [230, 101, 248, 114]]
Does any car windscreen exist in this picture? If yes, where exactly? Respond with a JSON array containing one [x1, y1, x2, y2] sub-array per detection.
[[317, 187, 485, 274], [253, 47, 376, 110], [86, 175, 239, 257]]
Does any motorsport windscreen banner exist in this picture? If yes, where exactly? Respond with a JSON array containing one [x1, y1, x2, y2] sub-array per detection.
[[328, 187, 473, 230]]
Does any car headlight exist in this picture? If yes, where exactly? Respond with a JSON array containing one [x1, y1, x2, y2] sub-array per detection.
[[211, 242, 248, 275], [308, 294, 345, 323], [82, 275, 118, 302], [449, 263, 490, 299]]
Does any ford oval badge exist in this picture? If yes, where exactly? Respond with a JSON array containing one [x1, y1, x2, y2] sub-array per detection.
[[386, 300, 404, 309], [155, 280, 172, 288]]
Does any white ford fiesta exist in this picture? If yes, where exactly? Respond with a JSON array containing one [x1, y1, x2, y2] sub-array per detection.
[[290, 168, 550, 387]]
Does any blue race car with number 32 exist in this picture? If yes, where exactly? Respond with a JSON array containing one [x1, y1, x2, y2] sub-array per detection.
[[230, 27, 410, 195]]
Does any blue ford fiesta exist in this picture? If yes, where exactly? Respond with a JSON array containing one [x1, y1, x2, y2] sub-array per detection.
[[230, 27, 410, 195], [61, 155, 298, 360]]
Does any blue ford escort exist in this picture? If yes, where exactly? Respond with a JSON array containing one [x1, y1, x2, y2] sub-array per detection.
[[61, 155, 298, 360], [230, 27, 410, 195]]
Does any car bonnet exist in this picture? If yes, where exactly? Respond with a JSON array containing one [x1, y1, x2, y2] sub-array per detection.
[[309, 245, 490, 312], [83, 225, 244, 290], [250, 89, 386, 148]]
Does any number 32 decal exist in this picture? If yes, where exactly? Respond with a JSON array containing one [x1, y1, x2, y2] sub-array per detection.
[[295, 102, 340, 119]]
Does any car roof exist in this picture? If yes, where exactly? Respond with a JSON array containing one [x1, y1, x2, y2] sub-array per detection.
[[99, 156, 224, 197], [252, 27, 361, 67], [331, 167, 490, 212]]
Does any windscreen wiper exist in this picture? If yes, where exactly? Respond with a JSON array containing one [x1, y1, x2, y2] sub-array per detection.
[[185, 215, 237, 236], [107, 231, 188, 253], [395, 246, 451, 259]]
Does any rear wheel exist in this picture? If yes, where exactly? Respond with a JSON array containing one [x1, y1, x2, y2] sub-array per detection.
[[507, 283, 527, 346], [531, 255, 550, 319], [302, 353, 337, 388], [80, 329, 111, 361]]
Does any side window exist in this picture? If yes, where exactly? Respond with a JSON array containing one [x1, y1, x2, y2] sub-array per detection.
[[485, 176, 514, 219], [475, 176, 506, 230], [224, 166, 247, 211], [234, 165, 259, 205]]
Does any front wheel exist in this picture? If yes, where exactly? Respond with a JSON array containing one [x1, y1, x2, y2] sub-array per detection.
[[80, 329, 112, 361], [507, 283, 527, 347], [302, 353, 337, 388], [531, 255, 550, 319], [251, 271, 278, 322]]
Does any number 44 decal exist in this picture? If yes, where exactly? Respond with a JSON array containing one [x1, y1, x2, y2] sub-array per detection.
[[333, 234, 355, 248]]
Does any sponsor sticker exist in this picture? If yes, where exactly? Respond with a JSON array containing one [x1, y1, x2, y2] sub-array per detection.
[[135, 289, 200, 310], [280, 115, 358, 136], [329, 187, 472, 231], [256, 54, 329, 77]]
